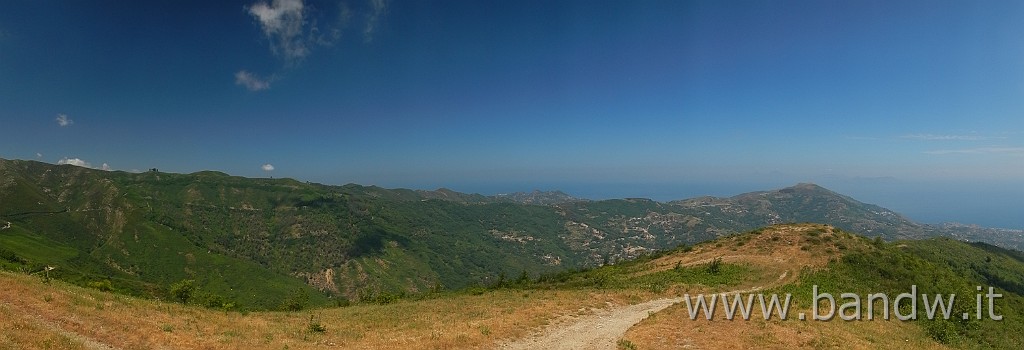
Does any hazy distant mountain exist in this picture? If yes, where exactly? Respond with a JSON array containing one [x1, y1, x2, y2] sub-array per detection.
[[670, 182, 927, 238], [1, 158, 1020, 310]]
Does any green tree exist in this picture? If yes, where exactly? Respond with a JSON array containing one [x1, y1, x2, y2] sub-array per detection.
[[282, 288, 309, 311], [169, 279, 196, 304]]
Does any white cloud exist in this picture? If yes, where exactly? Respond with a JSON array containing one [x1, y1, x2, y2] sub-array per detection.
[[239, 0, 387, 89], [56, 114, 73, 127], [56, 157, 113, 171], [262, 163, 275, 171], [925, 147, 1024, 155], [57, 157, 91, 168], [235, 70, 271, 91], [364, 0, 388, 42], [248, 0, 309, 62], [903, 134, 1005, 141], [35, 152, 43, 158]]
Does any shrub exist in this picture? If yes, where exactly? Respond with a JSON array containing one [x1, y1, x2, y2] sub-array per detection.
[[465, 286, 488, 296], [307, 315, 326, 333], [872, 236, 885, 248], [373, 292, 401, 305], [169, 279, 196, 304], [706, 257, 722, 275], [88, 280, 114, 292], [282, 288, 309, 311], [514, 270, 531, 286]]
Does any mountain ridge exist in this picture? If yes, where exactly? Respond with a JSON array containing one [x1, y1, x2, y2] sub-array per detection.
[[1, 157, 1021, 310]]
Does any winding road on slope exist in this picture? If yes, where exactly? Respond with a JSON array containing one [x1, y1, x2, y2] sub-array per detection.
[[500, 271, 791, 350]]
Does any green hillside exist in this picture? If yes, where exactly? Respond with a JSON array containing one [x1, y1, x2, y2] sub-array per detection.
[[772, 237, 1024, 348], [3, 223, 1024, 349], [2, 158, 1022, 312], [0, 159, 588, 309]]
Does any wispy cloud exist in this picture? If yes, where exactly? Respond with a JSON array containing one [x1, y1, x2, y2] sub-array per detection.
[[56, 157, 113, 171], [334, 3, 353, 41], [925, 147, 1024, 155], [55, 114, 73, 127], [35, 152, 43, 158], [247, 0, 309, 62], [902, 133, 1005, 141], [235, 70, 272, 91], [238, 0, 389, 90], [364, 0, 388, 42], [844, 136, 879, 141]]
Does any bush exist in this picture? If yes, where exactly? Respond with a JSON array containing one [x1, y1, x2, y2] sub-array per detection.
[[169, 279, 196, 304], [872, 236, 885, 248], [373, 292, 401, 305], [281, 288, 309, 311], [307, 315, 326, 333], [88, 280, 114, 292], [514, 270, 531, 286], [706, 257, 722, 275]]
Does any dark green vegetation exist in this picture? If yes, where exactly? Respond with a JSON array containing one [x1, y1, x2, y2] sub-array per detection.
[[530, 255, 748, 293], [466, 243, 750, 294], [778, 237, 1024, 348], [0, 159, 597, 310], [1, 158, 1022, 311], [508, 243, 749, 293]]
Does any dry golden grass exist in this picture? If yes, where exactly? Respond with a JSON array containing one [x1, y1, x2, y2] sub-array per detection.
[[623, 302, 950, 350], [622, 224, 950, 349], [0, 299, 86, 350], [649, 224, 847, 271], [0, 270, 661, 350], [0, 224, 946, 349]]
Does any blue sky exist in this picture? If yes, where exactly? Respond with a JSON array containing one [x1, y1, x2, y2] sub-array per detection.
[[1, 1, 1022, 227]]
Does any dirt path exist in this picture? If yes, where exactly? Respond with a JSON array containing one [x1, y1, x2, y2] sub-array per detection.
[[24, 312, 120, 350], [2, 300, 122, 350], [499, 297, 685, 350], [500, 271, 790, 350]]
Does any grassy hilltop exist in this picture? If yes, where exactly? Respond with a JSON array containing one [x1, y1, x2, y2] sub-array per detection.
[[3, 224, 1024, 349]]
